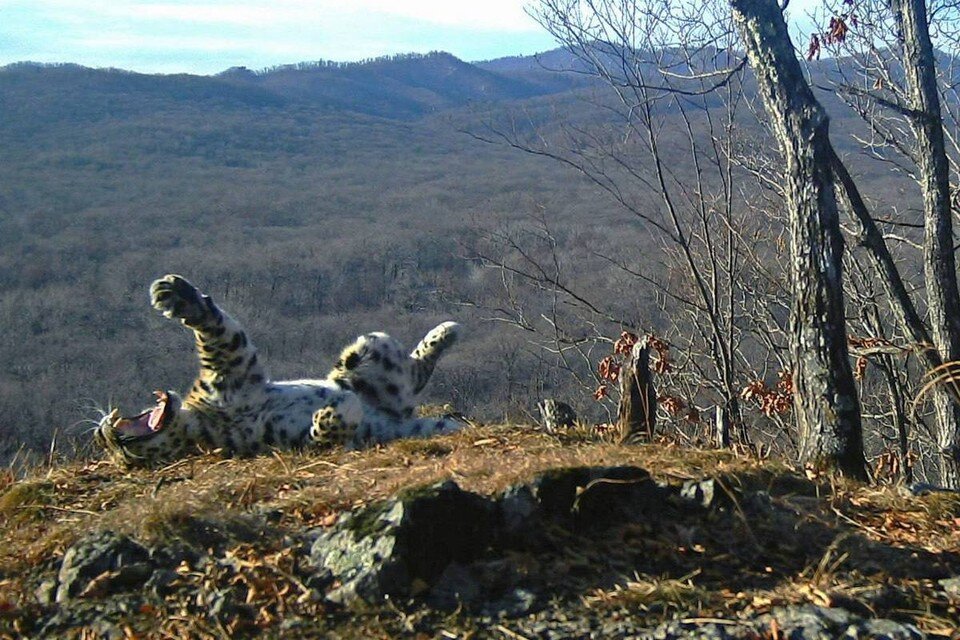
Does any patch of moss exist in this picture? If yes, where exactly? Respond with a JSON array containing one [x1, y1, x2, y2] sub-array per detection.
[[921, 491, 960, 519], [138, 507, 261, 550], [390, 439, 452, 458], [343, 482, 458, 539], [344, 500, 394, 539], [0, 481, 54, 521]]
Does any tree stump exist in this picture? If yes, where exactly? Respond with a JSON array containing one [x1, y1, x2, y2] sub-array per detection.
[[715, 405, 731, 449], [617, 338, 656, 443]]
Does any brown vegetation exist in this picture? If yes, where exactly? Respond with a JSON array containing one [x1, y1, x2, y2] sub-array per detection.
[[1, 426, 958, 637]]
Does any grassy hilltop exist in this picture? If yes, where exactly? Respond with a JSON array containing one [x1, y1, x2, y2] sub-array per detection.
[[1, 426, 958, 638]]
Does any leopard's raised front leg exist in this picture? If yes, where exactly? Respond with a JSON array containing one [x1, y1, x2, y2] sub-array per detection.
[[151, 274, 267, 403]]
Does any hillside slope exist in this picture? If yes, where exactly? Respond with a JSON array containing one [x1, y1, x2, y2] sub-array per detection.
[[0, 48, 927, 467]]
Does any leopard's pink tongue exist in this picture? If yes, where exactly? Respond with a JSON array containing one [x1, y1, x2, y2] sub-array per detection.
[[147, 404, 165, 430], [116, 413, 155, 438], [117, 399, 167, 438]]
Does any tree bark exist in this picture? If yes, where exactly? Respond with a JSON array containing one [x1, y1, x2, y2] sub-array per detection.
[[715, 405, 732, 448], [729, 0, 867, 479], [888, 0, 960, 488], [617, 339, 657, 443]]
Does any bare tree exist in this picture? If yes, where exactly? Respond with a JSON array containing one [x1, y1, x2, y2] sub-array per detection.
[[476, 0, 867, 476], [802, 0, 960, 486], [729, 0, 866, 478], [468, 0, 783, 447]]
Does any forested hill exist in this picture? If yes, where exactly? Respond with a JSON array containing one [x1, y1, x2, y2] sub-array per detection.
[[0, 51, 581, 125], [0, 48, 917, 464], [0, 50, 603, 464]]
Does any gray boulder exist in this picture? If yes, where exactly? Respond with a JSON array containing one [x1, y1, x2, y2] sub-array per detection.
[[310, 480, 494, 606]]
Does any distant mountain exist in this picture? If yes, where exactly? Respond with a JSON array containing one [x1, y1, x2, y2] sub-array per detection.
[[220, 51, 579, 118], [0, 51, 588, 128], [476, 48, 584, 75]]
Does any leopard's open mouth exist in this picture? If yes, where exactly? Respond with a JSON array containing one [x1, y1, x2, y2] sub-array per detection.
[[112, 390, 173, 440]]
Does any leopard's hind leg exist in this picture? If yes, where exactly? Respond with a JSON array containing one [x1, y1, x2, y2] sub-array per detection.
[[327, 332, 414, 417], [309, 391, 364, 448], [327, 322, 460, 418], [409, 322, 460, 394]]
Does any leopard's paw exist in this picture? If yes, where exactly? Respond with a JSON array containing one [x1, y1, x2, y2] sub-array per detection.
[[150, 274, 214, 326], [311, 407, 356, 447], [310, 395, 364, 447]]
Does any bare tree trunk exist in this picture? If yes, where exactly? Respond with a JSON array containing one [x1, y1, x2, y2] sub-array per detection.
[[878, 358, 914, 483], [715, 405, 731, 448], [729, 0, 867, 479], [618, 339, 657, 443], [888, 0, 960, 488]]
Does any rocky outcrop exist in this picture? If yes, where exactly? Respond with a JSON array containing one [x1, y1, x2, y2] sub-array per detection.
[[308, 466, 657, 608], [508, 605, 925, 639], [309, 480, 494, 605], [50, 531, 152, 603], [20, 464, 954, 639]]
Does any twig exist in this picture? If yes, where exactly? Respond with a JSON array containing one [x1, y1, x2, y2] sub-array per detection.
[[16, 504, 99, 516], [571, 476, 649, 513], [294, 459, 357, 473], [830, 505, 894, 542], [679, 617, 741, 625], [495, 624, 531, 640]]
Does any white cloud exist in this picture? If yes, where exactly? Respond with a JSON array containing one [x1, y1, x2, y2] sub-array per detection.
[[346, 0, 540, 32], [11, 0, 541, 31], [0, 0, 557, 73]]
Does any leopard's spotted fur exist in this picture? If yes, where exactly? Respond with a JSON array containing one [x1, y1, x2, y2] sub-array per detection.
[[95, 274, 463, 466]]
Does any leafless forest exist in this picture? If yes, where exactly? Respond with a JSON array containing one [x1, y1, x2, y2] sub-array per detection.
[[2, 7, 958, 486]]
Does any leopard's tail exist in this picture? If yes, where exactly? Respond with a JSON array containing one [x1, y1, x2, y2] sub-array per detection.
[[394, 415, 466, 442], [410, 321, 460, 393], [351, 413, 467, 449]]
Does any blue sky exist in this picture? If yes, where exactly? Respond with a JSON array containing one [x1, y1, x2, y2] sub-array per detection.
[[0, 0, 560, 75], [0, 0, 825, 76]]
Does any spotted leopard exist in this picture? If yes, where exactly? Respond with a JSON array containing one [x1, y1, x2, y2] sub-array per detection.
[[95, 274, 463, 466]]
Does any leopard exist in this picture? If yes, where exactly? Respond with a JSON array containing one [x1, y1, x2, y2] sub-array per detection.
[[94, 274, 464, 466]]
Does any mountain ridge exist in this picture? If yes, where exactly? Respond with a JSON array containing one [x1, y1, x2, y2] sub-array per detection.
[[0, 50, 582, 121]]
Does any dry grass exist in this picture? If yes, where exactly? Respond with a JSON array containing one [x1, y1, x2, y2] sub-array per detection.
[[583, 570, 717, 613], [1, 423, 959, 637]]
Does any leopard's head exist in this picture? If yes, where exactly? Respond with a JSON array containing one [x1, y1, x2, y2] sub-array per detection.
[[95, 390, 190, 466]]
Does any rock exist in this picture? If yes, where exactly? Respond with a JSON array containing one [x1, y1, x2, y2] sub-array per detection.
[[38, 598, 142, 639], [526, 466, 655, 525], [483, 587, 540, 618], [498, 484, 540, 544], [628, 605, 925, 640], [143, 568, 179, 598], [34, 578, 57, 605], [427, 562, 482, 610], [310, 480, 494, 606], [308, 468, 658, 607], [75, 563, 154, 599], [679, 478, 718, 509], [939, 576, 960, 602], [757, 606, 923, 640], [537, 399, 577, 433], [54, 531, 152, 603]]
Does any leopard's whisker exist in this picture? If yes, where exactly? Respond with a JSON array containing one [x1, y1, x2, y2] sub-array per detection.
[[69, 418, 103, 433]]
